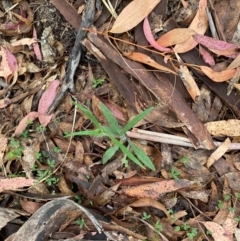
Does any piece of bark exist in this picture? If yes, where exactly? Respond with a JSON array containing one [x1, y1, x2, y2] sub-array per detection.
[[50, 0, 81, 30], [86, 33, 215, 150], [165, 18, 240, 118], [11, 199, 104, 241]]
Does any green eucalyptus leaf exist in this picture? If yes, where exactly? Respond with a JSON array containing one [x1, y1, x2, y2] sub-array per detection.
[[129, 140, 155, 171], [100, 102, 121, 135], [120, 107, 153, 135], [103, 145, 119, 164], [74, 102, 101, 128], [109, 137, 145, 169]]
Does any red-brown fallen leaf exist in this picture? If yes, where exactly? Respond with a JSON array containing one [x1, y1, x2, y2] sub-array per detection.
[[157, 28, 195, 47], [0, 177, 35, 193], [32, 27, 42, 61], [174, 0, 208, 53], [125, 52, 176, 74], [38, 80, 60, 126], [143, 17, 171, 52], [199, 45, 215, 66], [119, 179, 194, 199], [0, 47, 17, 81], [203, 221, 232, 241], [110, 0, 161, 34], [14, 112, 39, 136], [199, 66, 236, 82], [193, 34, 239, 55]]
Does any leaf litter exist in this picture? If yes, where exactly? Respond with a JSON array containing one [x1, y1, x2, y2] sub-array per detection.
[[0, 0, 240, 240]]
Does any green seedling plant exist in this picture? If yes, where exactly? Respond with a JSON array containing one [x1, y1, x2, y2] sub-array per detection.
[[170, 167, 181, 180], [76, 217, 85, 229], [142, 212, 151, 220], [7, 137, 24, 160], [65, 102, 155, 170], [175, 223, 198, 240], [154, 220, 163, 232], [92, 78, 105, 88]]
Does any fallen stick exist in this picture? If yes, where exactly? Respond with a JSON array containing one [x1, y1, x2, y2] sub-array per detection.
[[126, 129, 240, 150]]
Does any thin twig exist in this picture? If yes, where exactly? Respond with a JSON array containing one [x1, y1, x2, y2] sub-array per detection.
[[127, 129, 240, 150]]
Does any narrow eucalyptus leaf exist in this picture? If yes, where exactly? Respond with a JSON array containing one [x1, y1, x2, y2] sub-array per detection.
[[120, 107, 153, 135], [129, 140, 156, 171], [100, 102, 121, 135], [103, 145, 119, 164], [110, 137, 145, 169]]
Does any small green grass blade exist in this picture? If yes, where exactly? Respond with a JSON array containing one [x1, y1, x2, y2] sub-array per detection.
[[109, 137, 145, 169], [74, 102, 101, 129], [129, 140, 156, 171], [120, 107, 153, 135], [103, 145, 119, 164], [100, 102, 121, 135], [65, 129, 102, 137]]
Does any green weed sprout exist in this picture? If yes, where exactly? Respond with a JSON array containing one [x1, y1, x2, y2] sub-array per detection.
[[65, 102, 155, 170]]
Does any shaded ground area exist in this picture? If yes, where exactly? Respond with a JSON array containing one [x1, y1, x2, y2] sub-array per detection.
[[0, 0, 240, 240]]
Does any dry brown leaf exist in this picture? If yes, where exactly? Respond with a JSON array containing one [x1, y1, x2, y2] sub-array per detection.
[[0, 135, 8, 167], [207, 138, 231, 168], [125, 52, 176, 75], [157, 28, 195, 47], [174, 0, 208, 53], [178, 65, 200, 101], [119, 179, 194, 199], [205, 119, 240, 136], [129, 197, 170, 218], [199, 66, 236, 82], [110, 0, 161, 33], [203, 221, 232, 241]]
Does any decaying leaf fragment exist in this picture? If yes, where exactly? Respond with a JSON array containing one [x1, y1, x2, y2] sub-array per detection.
[[119, 179, 194, 199], [205, 119, 240, 136]]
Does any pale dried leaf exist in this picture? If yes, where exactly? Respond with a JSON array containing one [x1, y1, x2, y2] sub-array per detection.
[[110, 0, 161, 33], [205, 119, 240, 136], [0, 135, 8, 166], [157, 28, 195, 47], [203, 221, 232, 241], [227, 53, 240, 69], [207, 138, 231, 168], [11, 38, 37, 47], [174, 0, 208, 53]]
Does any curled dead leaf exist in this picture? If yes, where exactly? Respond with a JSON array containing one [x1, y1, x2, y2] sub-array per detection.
[[125, 52, 176, 74], [199, 66, 236, 82]]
